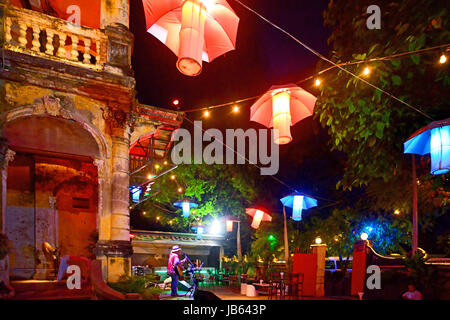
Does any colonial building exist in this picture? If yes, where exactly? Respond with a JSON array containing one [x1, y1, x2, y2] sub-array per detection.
[[0, 0, 184, 284]]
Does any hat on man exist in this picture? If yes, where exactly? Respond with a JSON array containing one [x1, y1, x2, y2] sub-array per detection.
[[171, 245, 182, 253]]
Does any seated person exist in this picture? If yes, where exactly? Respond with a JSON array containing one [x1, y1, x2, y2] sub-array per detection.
[[402, 284, 422, 300]]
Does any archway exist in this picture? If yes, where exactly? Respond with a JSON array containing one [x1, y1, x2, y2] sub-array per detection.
[[3, 112, 104, 280]]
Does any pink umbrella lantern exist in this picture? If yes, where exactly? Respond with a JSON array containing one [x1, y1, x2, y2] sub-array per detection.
[[250, 84, 317, 144], [142, 0, 239, 76], [245, 208, 272, 229]]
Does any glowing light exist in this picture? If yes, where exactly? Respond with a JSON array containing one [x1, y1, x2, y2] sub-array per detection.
[[315, 237, 322, 244], [171, 175, 176, 180], [362, 67, 370, 76], [147, 174, 153, 180], [169, 220, 173, 224], [178, 187, 183, 193], [172, 99, 180, 106], [164, 161, 168, 165], [177, 0, 207, 76], [439, 54, 447, 64], [209, 219, 222, 235], [361, 232, 369, 240], [394, 209, 400, 215], [233, 105, 239, 113], [155, 164, 160, 169], [292, 195, 304, 221], [204, 110, 210, 118], [272, 91, 292, 145], [314, 79, 321, 87], [251, 210, 264, 229], [182, 202, 190, 217], [226, 220, 234, 232], [156, 216, 160, 221], [334, 237, 339, 242], [430, 126, 450, 175], [143, 211, 147, 215], [200, 0, 216, 12]]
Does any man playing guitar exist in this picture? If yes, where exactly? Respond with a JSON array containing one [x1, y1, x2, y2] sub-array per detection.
[[167, 246, 187, 297]]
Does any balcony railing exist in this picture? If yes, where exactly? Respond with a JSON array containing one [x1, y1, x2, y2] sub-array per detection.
[[2, 4, 108, 71]]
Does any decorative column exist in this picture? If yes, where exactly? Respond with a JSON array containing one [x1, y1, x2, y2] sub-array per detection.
[[0, 138, 14, 289], [101, 0, 130, 29], [0, 138, 15, 233], [310, 243, 326, 297], [95, 111, 133, 282]]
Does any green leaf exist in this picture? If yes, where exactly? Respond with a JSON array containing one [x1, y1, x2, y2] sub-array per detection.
[[390, 59, 401, 67], [392, 75, 402, 86], [411, 55, 420, 65]]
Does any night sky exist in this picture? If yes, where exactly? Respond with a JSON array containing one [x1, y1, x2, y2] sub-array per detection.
[[130, 0, 341, 202]]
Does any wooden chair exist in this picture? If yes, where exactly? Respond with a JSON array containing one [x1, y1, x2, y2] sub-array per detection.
[[287, 273, 304, 300]]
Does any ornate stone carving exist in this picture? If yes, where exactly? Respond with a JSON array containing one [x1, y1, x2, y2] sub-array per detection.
[[101, 106, 130, 130], [93, 158, 106, 179], [33, 96, 73, 119], [48, 196, 57, 210]]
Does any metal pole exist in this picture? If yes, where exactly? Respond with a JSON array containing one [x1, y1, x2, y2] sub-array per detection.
[[412, 154, 418, 254], [237, 221, 242, 261], [283, 206, 289, 264]]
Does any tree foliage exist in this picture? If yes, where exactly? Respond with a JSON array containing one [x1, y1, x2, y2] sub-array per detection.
[[315, 0, 449, 207]]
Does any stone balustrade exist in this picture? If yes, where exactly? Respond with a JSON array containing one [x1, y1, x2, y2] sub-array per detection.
[[2, 4, 108, 71]]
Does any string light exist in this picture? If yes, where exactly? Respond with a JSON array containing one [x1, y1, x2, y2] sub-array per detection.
[[439, 54, 447, 64], [170, 175, 176, 180], [394, 209, 400, 215], [314, 78, 321, 87], [156, 216, 160, 221], [362, 66, 371, 76], [143, 211, 147, 215], [147, 174, 153, 180], [177, 187, 183, 193], [164, 161, 168, 165], [172, 99, 180, 106], [204, 110, 210, 118], [232, 105, 240, 113], [155, 164, 160, 169]]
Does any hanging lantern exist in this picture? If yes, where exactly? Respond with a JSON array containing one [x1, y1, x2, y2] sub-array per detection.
[[404, 118, 450, 175], [226, 220, 234, 232], [280, 193, 317, 221], [192, 224, 204, 239], [142, 0, 240, 76], [177, 0, 207, 76], [173, 198, 198, 218], [272, 90, 292, 144], [245, 208, 272, 229], [250, 84, 317, 145]]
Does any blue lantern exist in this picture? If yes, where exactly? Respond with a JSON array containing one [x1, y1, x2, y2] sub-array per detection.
[[129, 186, 142, 203], [280, 193, 317, 221], [192, 225, 204, 240], [173, 198, 198, 218], [404, 119, 450, 175]]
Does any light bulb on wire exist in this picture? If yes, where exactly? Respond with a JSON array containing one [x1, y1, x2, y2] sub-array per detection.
[[204, 110, 210, 118], [362, 67, 371, 76], [232, 105, 239, 113], [439, 54, 447, 64], [314, 79, 321, 87]]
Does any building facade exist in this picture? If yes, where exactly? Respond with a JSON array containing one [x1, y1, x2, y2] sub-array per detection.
[[0, 0, 184, 283]]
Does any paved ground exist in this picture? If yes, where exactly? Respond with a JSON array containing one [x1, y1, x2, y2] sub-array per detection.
[[159, 285, 357, 300]]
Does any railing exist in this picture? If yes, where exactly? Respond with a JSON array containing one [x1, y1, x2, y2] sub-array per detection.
[[2, 4, 108, 71]]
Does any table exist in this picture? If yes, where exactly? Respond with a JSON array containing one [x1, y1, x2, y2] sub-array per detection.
[[253, 283, 270, 295]]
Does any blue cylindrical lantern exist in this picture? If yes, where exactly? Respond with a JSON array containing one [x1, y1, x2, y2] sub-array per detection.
[[292, 195, 304, 221], [404, 119, 450, 175], [173, 199, 198, 218], [430, 126, 450, 175]]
